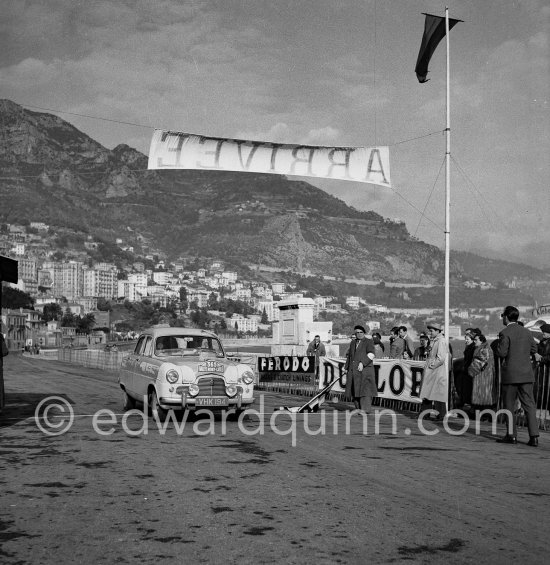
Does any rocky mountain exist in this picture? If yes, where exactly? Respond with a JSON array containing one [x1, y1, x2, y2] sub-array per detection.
[[0, 99, 546, 285]]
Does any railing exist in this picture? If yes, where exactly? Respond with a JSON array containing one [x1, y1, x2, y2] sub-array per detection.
[[254, 355, 550, 431], [57, 348, 129, 372]]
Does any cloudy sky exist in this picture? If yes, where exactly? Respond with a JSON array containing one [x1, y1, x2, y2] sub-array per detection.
[[1, 0, 548, 268]]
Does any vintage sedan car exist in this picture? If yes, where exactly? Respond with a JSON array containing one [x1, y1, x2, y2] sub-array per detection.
[[118, 327, 255, 420]]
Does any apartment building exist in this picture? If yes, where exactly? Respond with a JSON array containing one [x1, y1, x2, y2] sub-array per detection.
[[1, 308, 27, 350], [346, 296, 362, 309], [152, 271, 171, 285], [42, 261, 84, 299], [271, 282, 285, 294], [226, 314, 258, 333], [257, 300, 278, 322], [83, 266, 118, 299], [128, 272, 148, 289], [18, 258, 37, 282], [118, 280, 139, 302], [221, 271, 238, 285], [236, 288, 252, 301], [188, 290, 209, 308]]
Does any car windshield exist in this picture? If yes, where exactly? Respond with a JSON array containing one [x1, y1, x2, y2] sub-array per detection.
[[154, 335, 224, 357]]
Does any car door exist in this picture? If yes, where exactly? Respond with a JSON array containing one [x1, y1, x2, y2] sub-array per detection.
[[119, 337, 137, 395], [125, 336, 146, 397], [134, 335, 154, 401]]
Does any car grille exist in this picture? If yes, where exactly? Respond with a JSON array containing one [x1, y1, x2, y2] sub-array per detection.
[[197, 376, 226, 396]]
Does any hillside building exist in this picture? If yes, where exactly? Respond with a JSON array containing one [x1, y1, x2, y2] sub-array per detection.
[[117, 281, 136, 301], [42, 261, 84, 299], [152, 271, 170, 285], [83, 266, 118, 299], [271, 282, 285, 295], [257, 300, 278, 322], [226, 314, 258, 333]]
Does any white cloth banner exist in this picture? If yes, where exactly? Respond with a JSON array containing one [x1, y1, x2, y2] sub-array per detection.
[[320, 357, 425, 404], [148, 129, 391, 187]]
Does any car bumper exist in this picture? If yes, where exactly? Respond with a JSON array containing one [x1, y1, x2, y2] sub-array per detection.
[[159, 393, 254, 410]]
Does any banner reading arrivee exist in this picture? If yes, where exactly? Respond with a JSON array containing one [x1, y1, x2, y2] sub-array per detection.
[[148, 130, 391, 188]]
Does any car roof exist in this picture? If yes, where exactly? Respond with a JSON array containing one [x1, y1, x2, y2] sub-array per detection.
[[139, 327, 218, 339]]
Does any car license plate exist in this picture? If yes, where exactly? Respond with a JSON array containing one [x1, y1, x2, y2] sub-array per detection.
[[195, 397, 229, 407]]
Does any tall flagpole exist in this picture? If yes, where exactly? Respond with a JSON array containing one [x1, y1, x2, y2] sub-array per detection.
[[444, 6, 451, 405]]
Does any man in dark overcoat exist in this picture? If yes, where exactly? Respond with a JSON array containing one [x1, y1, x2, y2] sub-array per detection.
[[344, 325, 376, 413], [494, 305, 539, 446]]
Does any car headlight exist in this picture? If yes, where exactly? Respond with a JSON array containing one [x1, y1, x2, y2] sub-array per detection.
[[166, 370, 179, 384], [188, 383, 200, 397], [226, 384, 238, 397], [241, 370, 254, 385]]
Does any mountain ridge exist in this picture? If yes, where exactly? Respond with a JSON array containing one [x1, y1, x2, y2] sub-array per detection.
[[0, 99, 547, 286]]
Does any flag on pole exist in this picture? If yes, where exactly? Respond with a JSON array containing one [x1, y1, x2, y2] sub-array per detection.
[[415, 13, 461, 83]]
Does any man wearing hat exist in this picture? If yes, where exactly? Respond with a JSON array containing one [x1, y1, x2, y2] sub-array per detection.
[[419, 322, 449, 420], [494, 305, 539, 446], [344, 325, 376, 414], [306, 334, 326, 379]]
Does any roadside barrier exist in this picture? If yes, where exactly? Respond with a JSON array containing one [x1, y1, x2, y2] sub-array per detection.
[[511, 362, 549, 431], [57, 349, 258, 377], [57, 348, 129, 372], [255, 354, 550, 429]]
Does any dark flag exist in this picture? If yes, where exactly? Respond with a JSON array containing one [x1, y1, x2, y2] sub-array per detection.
[[415, 13, 461, 83]]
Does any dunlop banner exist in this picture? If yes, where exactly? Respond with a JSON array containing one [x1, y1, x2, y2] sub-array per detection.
[[320, 357, 425, 404], [148, 130, 391, 188], [258, 355, 316, 385]]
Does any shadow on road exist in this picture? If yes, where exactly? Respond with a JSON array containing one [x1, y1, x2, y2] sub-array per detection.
[[0, 392, 74, 428]]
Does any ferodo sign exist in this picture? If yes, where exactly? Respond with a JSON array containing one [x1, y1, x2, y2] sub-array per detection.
[[258, 356, 316, 384], [320, 357, 425, 404]]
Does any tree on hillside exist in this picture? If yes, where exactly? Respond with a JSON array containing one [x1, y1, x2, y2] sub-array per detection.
[[1, 285, 35, 309], [78, 313, 96, 334], [207, 292, 219, 309], [170, 317, 187, 328], [190, 309, 209, 328], [261, 307, 268, 324], [52, 251, 65, 261], [179, 286, 188, 309], [96, 297, 112, 311], [61, 309, 78, 327], [42, 303, 63, 322]]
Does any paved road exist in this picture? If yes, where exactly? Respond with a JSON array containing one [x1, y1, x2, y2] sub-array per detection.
[[1, 354, 549, 564]]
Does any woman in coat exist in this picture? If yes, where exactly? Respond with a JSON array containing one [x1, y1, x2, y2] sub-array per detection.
[[468, 333, 497, 409], [456, 329, 477, 408], [420, 322, 449, 420], [372, 332, 385, 358]]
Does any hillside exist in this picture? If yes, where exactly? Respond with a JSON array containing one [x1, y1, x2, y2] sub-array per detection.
[[0, 99, 547, 287]]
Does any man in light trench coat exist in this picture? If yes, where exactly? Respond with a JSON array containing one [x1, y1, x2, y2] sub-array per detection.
[[420, 322, 449, 420], [344, 325, 377, 413]]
